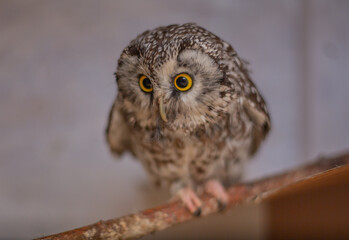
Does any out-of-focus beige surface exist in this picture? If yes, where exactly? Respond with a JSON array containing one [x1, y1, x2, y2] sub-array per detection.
[[268, 164, 349, 239], [0, 0, 348, 239]]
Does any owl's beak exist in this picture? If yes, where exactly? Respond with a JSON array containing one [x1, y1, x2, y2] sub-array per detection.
[[158, 97, 168, 122]]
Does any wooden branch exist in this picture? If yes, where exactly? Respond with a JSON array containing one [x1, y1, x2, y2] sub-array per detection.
[[36, 151, 349, 240]]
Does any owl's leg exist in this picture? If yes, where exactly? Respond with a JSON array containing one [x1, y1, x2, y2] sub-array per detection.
[[204, 179, 229, 210], [171, 182, 202, 216]]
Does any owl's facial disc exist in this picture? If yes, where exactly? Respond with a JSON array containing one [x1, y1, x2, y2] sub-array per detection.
[[116, 48, 224, 131]]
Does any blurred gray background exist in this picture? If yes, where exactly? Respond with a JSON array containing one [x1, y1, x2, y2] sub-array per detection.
[[1, 0, 348, 239]]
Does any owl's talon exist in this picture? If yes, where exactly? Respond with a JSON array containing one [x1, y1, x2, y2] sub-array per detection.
[[204, 179, 229, 210], [217, 199, 227, 211], [176, 186, 202, 216], [193, 207, 202, 217]]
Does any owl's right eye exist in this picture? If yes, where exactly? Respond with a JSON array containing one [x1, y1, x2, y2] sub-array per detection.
[[139, 75, 153, 93]]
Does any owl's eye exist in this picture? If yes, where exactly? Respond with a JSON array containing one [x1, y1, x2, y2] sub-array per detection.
[[174, 73, 193, 92], [139, 75, 153, 93]]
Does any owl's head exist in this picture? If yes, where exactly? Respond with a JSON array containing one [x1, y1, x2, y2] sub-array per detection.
[[115, 23, 243, 133]]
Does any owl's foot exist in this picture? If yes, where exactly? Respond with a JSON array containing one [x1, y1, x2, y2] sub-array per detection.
[[176, 187, 202, 216], [204, 179, 229, 211]]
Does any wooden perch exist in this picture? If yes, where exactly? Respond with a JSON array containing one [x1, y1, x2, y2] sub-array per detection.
[[36, 151, 349, 240]]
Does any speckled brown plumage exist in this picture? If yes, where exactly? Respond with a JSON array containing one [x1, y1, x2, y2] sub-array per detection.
[[107, 23, 270, 197]]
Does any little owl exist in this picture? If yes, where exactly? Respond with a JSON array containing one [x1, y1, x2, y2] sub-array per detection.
[[106, 23, 270, 215]]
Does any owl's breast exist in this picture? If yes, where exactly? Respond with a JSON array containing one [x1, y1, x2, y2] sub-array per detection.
[[128, 117, 252, 185], [129, 129, 203, 182]]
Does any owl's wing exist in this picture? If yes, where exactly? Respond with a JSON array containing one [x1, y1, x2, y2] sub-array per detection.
[[106, 99, 132, 156], [240, 66, 271, 155]]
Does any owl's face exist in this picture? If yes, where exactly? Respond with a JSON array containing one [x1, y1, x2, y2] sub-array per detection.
[[115, 24, 236, 133]]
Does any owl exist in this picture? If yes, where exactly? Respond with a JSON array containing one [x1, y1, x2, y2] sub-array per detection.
[[106, 23, 270, 216]]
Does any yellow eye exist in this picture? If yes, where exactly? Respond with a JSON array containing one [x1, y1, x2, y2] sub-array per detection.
[[139, 75, 153, 93], [174, 73, 193, 92]]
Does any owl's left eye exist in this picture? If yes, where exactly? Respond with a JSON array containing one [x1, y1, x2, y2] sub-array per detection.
[[174, 73, 193, 92], [139, 75, 153, 93]]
